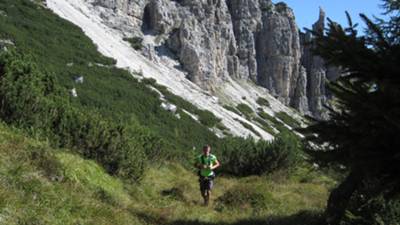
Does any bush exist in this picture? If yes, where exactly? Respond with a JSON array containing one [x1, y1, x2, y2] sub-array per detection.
[[256, 97, 270, 107], [253, 117, 276, 135], [0, 50, 148, 181], [236, 103, 254, 119], [275, 111, 300, 128], [223, 105, 242, 115], [123, 37, 143, 50], [238, 120, 261, 137], [196, 109, 221, 127], [216, 183, 275, 211], [258, 110, 291, 133], [217, 131, 302, 176]]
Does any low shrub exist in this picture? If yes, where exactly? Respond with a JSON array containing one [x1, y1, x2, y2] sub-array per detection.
[[196, 109, 221, 127], [216, 183, 275, 210], [123, 37, 143, 50], [275, 111, 300, 128], [217, 131, 302, 176], [256, 97, 270, 107], [223, 105, 242, 115], [253, 117, 276, 135], [236, 103, 254, 119], [0, 50, 148, 181], [238, 120, 261, 137]]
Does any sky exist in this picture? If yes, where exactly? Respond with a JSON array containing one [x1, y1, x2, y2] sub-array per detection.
[[272, 0, 386, 32]]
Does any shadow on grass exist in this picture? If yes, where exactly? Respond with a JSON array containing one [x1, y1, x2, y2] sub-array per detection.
[[135, 210, 325, 225]]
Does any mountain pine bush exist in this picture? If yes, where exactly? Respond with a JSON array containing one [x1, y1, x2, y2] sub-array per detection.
[[0, 50, 148, 181], [217, 131, 302, 176]]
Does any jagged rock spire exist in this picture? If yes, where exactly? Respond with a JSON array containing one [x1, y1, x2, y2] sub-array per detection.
[[313, 7, 325, 34]]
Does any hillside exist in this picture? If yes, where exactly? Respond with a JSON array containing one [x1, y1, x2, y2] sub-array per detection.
[[0, 122, 335, 224], [46, 0, 307, 140], [0, 0, 337, 224]]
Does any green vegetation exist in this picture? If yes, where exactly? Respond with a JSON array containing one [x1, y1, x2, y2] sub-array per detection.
[[238, 120, 261, 137], [0, 123, 334, 224], [236, 103, 254, 119], [275, 111, 300, 128], [258, 110, 291, 133], [253, 117, 276, 135], [0, 123, 141, 224], [0, 1, 342, 224], [0, 0, 223, 165], [223, 105, 242, 115], [155, 84, 221, 128], [216, 183, 275, 211], [0, 49, 148, 181], [256, 97, 271, 107], [218, 131, 302, 176], [123, 37, 143, 50], [304, 1, 400, 224]]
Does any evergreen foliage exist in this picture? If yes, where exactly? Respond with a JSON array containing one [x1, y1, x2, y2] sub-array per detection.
[[303, 1, 400, 223], [275, 111, 300, 128], [217, 131, 302, 176], [123, 37, 143, 50], [256, 97, 271, 107], [236, 103, 254, 119], [0, 50, 148, 181]]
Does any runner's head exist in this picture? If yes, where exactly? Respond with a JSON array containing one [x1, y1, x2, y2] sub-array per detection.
[[202, 145, 211, 156]]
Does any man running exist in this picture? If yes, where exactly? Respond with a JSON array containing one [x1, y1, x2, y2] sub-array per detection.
[[195, 145, 220, 206]]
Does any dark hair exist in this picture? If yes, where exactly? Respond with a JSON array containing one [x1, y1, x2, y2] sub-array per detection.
[[203, 145, 211, 150]]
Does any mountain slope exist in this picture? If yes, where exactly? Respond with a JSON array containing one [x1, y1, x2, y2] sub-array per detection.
[[46, 0, 306, 140], [69, 0, 338, 119], [0, 0, 243, 157]]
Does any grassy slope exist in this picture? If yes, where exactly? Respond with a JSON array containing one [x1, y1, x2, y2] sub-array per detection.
[[0, 123, 334, 225], [0, 0, 219, 154]]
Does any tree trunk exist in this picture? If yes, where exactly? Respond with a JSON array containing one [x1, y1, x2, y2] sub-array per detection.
[[326, 170, 362, 225]]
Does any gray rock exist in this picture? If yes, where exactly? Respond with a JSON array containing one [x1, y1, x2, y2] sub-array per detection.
[[300, 7, 339, 119], [148, 0, 239, 90], [87, 0, 339, 118]]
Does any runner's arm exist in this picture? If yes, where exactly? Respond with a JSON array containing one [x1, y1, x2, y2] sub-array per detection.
[[210, 160, 220, 170]]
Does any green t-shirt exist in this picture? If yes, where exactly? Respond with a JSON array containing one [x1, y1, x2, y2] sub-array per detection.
[[196, 154, 217, 177]]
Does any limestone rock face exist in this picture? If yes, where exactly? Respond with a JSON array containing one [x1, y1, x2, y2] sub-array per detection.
[[226, 0, 262, 81], [137, 0, 239, 90], [89, 0, 339, 118], [227, 1, 302, 106], [255, 2, 301, 105], [300, 8, 339, 119]]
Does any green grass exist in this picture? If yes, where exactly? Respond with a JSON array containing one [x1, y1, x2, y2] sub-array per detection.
[[0, 122, 334, 225]]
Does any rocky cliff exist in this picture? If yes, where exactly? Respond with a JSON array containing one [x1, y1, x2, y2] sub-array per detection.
[[87, 0, 337, 119]]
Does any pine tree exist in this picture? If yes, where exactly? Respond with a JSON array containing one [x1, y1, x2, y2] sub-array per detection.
[[304, 1, 400, 224]]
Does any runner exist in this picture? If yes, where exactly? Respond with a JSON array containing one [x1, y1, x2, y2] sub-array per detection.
[[194, 145, 220, 206]]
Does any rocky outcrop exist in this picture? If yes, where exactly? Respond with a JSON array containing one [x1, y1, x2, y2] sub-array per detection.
[[88, 0, 338, 118], [300, 8, 340, 119], [141, 0, 239, 90]]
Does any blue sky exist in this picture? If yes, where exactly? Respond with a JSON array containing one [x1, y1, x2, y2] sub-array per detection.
[[273, 0, 386, 32]]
